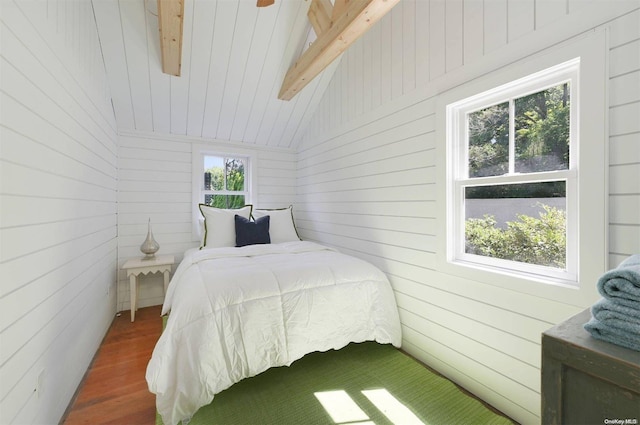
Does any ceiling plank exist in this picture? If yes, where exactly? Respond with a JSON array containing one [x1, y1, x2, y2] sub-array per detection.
[[157, 0, 184, 76], [278, 0, 399, 101], [308, 0, 333, 36]]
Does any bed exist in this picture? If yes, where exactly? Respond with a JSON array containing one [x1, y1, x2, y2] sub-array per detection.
[[145, 206, 402, 425]]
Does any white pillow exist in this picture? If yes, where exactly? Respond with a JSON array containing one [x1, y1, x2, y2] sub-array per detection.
[[199, 204, 252, 248], [252, 206, 300, 244]]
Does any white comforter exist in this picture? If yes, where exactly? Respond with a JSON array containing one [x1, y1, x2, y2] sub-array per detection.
[[146, 241, 401, 425]]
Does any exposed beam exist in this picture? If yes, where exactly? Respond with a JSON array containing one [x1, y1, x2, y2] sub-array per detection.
[[157, 0, 184, 76], [331, 0, 349, 22], [279, 0, 399, 101], [308, 0, 333, 35], [257, 0, 275, 7]]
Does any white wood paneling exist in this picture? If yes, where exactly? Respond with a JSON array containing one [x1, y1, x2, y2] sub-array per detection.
[[297, 2, 640, 424], [483, 0, 508, 54], [228, 6, 277, 141], [93, 0, 339, 148], [184, 0, 215, 136], [445, 0, 463, 72], [120, 0, 153, 132], [145, 1, 172, 134], [429, 0, 446, 79], [610, 70, 640, 107], [92, 0, 135, 130], [0, 1, 118, 424], [169, 0, 193, 135], [610, 40, 639, 78], [216, 1, 259, 141], [354, 32, 365, 117], [508, 0, 535, 42], [391, 2, 404, 99], [610, 134, 640, 166], [380, 13, 393, 104], [463, 0, 483, 64], [415, 0, 430, 86], [250, 3, 314, 145], [403, 0, 416, 92], [200, 0, 240, 139], [536, 0, 568, 28], [609, 5, 640, 46]]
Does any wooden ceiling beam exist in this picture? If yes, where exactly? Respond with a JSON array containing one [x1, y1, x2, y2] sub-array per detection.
[[157, 0, 184, 76], [307, 0, 333, 35], [278, 0, 399, 101], [331, 0, 349, 22]]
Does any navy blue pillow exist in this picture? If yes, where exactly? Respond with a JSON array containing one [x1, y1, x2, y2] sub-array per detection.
[[235, 215, 270, 247]]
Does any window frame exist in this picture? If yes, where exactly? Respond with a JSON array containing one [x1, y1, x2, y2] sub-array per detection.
[[448, 60, 579, 284], [192, 144, 257, 241], [202, 156, 250, 207], [435, 30, 608, 305]]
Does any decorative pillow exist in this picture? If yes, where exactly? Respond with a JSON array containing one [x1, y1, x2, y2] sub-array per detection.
[[235, 215, 270, 247], [199, 204, 252, 248], [252, 205, 300, 244]]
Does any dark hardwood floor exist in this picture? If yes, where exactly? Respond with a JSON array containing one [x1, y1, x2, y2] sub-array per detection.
[[62, 306, 162, 425]]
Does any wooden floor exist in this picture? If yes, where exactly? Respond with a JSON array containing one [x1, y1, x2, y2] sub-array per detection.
[[62, 306, 162, 425]]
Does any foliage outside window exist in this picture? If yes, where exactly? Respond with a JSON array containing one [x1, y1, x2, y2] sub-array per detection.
[[202, 156, 247, 209], [448, 60, 579, 282]]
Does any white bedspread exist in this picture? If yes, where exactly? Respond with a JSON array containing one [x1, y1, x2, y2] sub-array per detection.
[[146, 241, 401, 425]]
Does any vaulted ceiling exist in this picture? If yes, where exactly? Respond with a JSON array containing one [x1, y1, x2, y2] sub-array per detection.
[[93, 0, 340, 149]]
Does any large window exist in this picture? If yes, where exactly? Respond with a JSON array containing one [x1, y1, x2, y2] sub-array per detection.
[[448, 60, 581, 284], [438, 30, 607, 303]]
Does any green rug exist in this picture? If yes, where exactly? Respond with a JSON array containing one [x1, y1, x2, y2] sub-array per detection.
[[156, 341, 515, 425]]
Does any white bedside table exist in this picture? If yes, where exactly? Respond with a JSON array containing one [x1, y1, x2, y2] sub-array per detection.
[[122, 255, 174, 322]]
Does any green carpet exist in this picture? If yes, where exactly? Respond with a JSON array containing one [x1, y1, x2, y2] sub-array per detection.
[[156, 341, 515, 425]]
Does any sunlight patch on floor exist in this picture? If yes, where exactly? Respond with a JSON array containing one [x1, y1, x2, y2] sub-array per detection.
[[362, 389, 425, 425], [315, 388, 425, 425], [314, 390, 370, 423]]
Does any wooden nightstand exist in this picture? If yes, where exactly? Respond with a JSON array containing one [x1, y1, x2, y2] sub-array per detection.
[[122, 255, 174, 322]]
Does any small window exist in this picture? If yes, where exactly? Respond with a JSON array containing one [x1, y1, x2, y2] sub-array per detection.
[[202, 156, 247, 208], [192, 145, 256, 241], [448, 60, 579, 283]]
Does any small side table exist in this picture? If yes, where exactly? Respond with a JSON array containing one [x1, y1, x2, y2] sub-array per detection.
[[122, 255, 174, 322]]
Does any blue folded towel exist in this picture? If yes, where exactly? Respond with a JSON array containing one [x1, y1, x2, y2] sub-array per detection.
[[597, 254, 640, 308], [590, 298, 640, 337], [584, 317, 640, 352]]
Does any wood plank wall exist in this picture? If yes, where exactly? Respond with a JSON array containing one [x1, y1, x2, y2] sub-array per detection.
[[296, 1, 640, 424], [0, 1, 118, 424], [609, 11, 640, 265], [116, 133, 297, 312]]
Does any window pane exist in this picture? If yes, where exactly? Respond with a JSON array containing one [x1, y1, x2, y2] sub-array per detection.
[[204, 156, 224, 190], [204, 194, 245, 209], [465, 182, 566, 268], [225, 158, 245, 191], [514, 83, 570, 173], [467, 102, 509, 177]]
